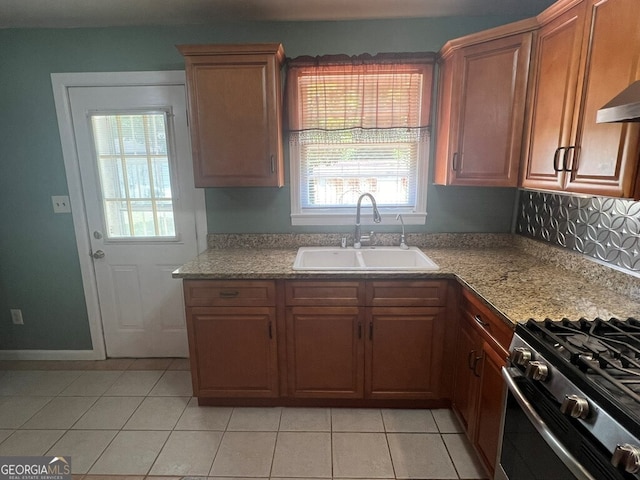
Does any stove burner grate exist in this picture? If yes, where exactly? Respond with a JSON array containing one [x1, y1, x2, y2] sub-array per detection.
[[525, 317, 640, 405]]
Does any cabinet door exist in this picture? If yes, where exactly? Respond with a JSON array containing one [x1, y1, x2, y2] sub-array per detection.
[[286, 306, 364, 398], [187, 306, 278, 397], [443, 34, 532, 186], [451, 312, 482, 431], [474, 342, 507, 476], [522, 2, 587, 191], [365, 307, 445, 400], [181, 45, 284, 187], [565, 0, 640, 197]]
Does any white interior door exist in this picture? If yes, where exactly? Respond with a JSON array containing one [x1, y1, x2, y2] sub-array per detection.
[[67, 83, 202, 358]]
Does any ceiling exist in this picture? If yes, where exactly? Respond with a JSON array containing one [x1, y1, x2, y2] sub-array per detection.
[[1, 0, 557, 28]]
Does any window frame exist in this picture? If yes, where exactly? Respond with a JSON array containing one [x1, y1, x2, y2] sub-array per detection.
[[286, 53, 434, 226]]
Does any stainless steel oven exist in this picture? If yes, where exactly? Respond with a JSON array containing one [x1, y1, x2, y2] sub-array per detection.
[[495, 319, 640, 480]]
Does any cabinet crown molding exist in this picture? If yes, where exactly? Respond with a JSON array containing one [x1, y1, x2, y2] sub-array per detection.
[[438, 17, 537, 59], [177, 42, 285, 61], [536, 0, 585, 25]]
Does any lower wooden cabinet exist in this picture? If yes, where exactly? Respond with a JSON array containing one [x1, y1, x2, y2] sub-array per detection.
[[286, 306, 364, 398], [366, 307, 445, 400], [184, 280, 279, 399], [451, 289, 512, 477], [450, 311, 482, 431], [285, 280, 448, 401], [183, 277, 511, 427], [188, 306, 279, 398], [474, 341, 507, 472]]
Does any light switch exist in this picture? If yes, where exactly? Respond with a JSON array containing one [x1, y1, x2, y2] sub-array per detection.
[[52, 195, 71, 213]]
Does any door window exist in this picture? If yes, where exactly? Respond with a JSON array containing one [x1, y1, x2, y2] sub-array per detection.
[[90, 112, 176, 238]]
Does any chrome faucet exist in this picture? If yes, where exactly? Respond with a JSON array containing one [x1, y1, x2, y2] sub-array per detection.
[[354, 193, 382, 249], [396, 213, 409, 249]]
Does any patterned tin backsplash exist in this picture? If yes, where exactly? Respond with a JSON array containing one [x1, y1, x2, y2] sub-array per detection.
[[517, 190, 640, 273]]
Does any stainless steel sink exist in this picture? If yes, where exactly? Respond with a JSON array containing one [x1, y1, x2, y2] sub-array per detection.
[[292, 246, 439, 271]]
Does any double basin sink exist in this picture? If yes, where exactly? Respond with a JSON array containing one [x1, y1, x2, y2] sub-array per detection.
[[293, 246, 439, 271]]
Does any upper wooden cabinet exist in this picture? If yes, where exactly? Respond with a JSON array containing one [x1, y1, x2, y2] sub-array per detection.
[[522, 0, 640, 198], [434, 20, 535, 187], [178, 43, 285, 187]]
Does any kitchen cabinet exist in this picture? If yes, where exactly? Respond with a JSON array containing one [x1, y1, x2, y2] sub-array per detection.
[[183, 280, 279, 400], [450, 311, 482, 431], [434, 20, 535, 187], [474, 341, 507, 473], [286, 306, 365, 398], [178, 43, 285, 187], [522, 0, 640, 198], [366, 306, 445, 400], [285, 280, 447, 400], [451, 288, 512, 477]]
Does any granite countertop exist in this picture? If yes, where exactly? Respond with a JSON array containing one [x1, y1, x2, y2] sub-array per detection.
[[172, 239, 640, 326]]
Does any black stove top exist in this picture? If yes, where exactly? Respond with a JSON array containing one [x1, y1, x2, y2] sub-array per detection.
[[518, 318, 640, 436]]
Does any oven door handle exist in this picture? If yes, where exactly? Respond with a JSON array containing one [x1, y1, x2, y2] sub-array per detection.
[[501, 366, 597, 480]]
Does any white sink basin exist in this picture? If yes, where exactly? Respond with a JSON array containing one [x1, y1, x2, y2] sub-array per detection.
[[293, 246, 439, 271]]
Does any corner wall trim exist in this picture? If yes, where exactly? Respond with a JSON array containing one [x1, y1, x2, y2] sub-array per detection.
[[0, 349, 104, 361]]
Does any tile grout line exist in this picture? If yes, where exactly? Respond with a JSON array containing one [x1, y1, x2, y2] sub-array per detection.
[[381, 410, 398, 480], [206, 414, 227, 477], [139, 367, 189, 477], [72, 367, 164, 476]]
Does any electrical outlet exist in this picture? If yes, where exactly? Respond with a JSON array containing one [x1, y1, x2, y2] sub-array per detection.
[[10, 309, 23, 325], [52, 195, 71, 214]]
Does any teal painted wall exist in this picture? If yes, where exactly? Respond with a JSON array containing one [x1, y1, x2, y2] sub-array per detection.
[[0, 16, 526, 351]]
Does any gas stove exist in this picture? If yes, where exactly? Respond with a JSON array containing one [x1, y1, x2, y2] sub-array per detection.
[[517, 318, 640, 436], [499, 318, 640, 480]]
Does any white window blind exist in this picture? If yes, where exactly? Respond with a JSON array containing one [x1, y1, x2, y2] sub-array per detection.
[[286, 53, 434, 225]]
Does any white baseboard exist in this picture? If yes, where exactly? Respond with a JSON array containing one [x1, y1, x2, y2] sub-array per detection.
[[0, 349, 105, 361]]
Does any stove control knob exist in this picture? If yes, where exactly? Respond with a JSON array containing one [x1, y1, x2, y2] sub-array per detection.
[[560, 394, 589, 419], [612, 444, 640, 474], [510, 347, 532, 366], [525, 361, 549, 381]]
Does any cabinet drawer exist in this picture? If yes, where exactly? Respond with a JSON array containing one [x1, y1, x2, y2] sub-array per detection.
[[366, 280, 448, 307], [184, 280, 276, 307], [285, 281, 364, 306], [461, 289, 512, 352]]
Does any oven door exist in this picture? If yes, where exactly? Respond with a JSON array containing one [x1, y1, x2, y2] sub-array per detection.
[[496, 367, 628, 480]]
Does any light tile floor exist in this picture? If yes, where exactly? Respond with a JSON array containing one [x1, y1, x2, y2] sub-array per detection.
[[0, 359, 487, 479]]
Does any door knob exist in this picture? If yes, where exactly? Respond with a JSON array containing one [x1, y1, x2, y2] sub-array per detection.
[[91, 250, 105, 259]]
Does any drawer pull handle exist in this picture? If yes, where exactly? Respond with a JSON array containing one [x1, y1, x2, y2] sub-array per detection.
[[358, 322, 362, 339], [474, 314, 489, 328], [268, 321, 273, 339], [219, 291, 240, 298]]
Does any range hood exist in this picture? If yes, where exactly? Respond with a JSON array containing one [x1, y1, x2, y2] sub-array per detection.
[[596, 80, 640, 123]]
